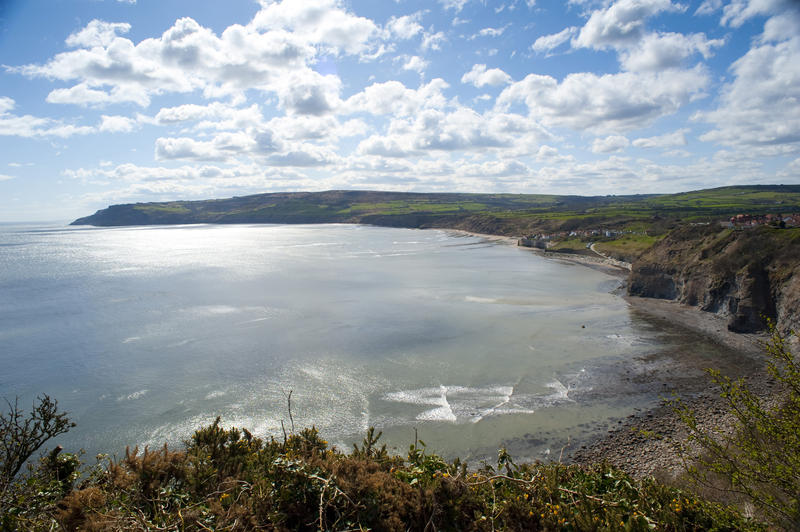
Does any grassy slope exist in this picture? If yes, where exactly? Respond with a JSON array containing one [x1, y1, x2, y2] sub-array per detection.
[[72, 186, 800, 241]]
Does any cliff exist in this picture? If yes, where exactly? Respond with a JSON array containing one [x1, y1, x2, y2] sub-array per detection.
[[628, 224, 800, 334]]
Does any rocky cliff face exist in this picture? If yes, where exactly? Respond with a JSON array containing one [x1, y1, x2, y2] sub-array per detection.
[[628, 225, 800, 334]]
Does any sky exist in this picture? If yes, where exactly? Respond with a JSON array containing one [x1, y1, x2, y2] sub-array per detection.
[[0, 0, 799, 222]]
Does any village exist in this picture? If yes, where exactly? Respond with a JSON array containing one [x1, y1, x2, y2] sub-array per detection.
[[721, 212, 800, 228]]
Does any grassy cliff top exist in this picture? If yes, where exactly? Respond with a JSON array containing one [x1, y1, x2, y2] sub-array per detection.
[[71, 185, 800, 237]]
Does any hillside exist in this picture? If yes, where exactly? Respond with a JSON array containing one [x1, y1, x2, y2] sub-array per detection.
[[71, 185, 800, 238]]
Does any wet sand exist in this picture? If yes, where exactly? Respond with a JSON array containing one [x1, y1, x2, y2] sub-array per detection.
[[568, 297, 772, 479]]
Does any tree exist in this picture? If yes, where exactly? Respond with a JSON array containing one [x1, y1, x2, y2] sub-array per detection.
[[672, 325, 800, 529], [0, 395, 74, 494]]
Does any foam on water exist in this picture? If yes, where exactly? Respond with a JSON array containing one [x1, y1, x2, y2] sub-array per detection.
[[118, 389, 148, 401]]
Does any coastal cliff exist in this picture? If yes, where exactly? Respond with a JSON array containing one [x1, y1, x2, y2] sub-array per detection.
[[628, 224, 800, 334]]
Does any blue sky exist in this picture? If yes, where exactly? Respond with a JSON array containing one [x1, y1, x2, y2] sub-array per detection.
[[0, 0, 798, 221]]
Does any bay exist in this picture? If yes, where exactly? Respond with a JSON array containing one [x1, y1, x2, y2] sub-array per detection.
[[0, 223, 712, 462]]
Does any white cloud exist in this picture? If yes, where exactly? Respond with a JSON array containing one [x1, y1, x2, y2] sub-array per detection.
[[0, 96, 95, 138], [720, 0, 794, 28], [154, 129, 285, 162], [356, 106, 546, 159], [439, 0, 469, 12], [0, 96, 15, 114], [575, 0, 685, 50], [592, 135, 630, 153], [11, 0, 378, 109], [266, 145, 338, 166], [251, 0, 381, 56], [696, 30, 800, 154], [761, 10, 800, 42], [402, 55, 429, 74], [0, 174, 15, 181], [421, 31, 447, 51], [99, 114, 138, 133], [461, 64, 512, 87], [532, 27, 578, 53], [496, 67, 708, 133], [387, 13, 423, 39], [477, 26, 508, 37], [65, 20, 131, 48], [695, 0, 722, 16], [275, 71, 342, 115], [343, 79, 450, 117], [357, 135, 418, 157], [46, 82, 151, 107], [632, 128, 688, 148], [619, 32, 725, 71], [267, 115, 367, 141]]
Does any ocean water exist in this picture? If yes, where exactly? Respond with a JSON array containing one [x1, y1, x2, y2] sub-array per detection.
[[0, 223, 707, 462]]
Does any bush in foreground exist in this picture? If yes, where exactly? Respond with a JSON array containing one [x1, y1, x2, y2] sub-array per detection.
[[672, 325, 800, 529], [3, 420, 761, 531]]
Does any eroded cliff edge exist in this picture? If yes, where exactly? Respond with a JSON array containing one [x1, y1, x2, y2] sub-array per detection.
[[628, 224, 800, 334]]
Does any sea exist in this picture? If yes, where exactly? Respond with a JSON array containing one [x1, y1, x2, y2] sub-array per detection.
[[0, 223, 725, 463]]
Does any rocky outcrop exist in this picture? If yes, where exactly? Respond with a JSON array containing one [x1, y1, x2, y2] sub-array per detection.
[[628, 224, 800, 334]]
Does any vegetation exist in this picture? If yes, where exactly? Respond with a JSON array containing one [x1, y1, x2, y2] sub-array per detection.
[[1, 421, 762, 531], [671, 326, 800, 529], [71, 186, 800, 243], [592, 234, 663, 263]]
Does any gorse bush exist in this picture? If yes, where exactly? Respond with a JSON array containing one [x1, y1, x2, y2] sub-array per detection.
[[5, 423, 762, 531], [672, 324, 800, 529]]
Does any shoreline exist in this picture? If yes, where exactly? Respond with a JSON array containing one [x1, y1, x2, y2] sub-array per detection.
[[453, 227, 774, 478], [569, 297, 770, 479]]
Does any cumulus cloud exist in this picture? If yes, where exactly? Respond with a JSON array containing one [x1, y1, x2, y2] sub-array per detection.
[[720, 0, 795, 28], [421, 31, 447, 51], [568, 0, 726, 80], [496, 67, 708, 133], [619, 32, 725, 71], [355, 105, 548, 159], [266, 145, 338, 166], [0, 96, 95, 138], [65, 20, 131, 48], [532, 27, 578, 53], [574, 0, 685, 50], [695, 0, 723, 16], [591, 135, 630, 153], [275, 71, 342, 115], [387, 13, 423, 39], [99, 114, 138, 133], [402, 55, 429, 74], [251, 0, 381, 56], [696, 29, 800, 154], [632, 128, 688, 148], [461, 64, 512, 87], [11, 0, 379, 109], [343, 79, 450, 117]]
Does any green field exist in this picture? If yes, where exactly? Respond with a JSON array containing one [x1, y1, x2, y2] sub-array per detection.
[[72, 186, 800, 252]]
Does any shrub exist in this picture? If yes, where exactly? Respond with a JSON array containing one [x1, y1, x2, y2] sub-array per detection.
[[672, 325, 800, 529]]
